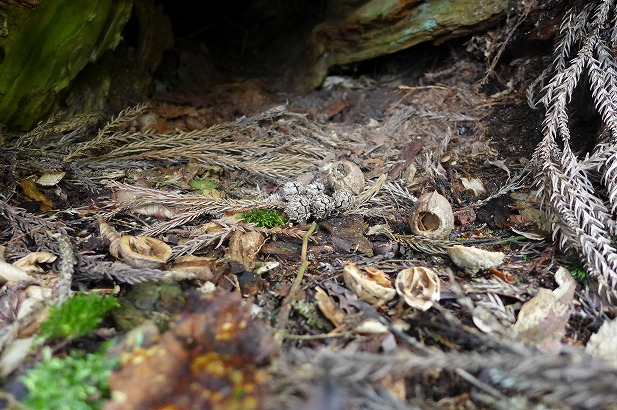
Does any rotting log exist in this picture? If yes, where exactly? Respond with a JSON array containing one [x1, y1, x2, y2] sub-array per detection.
[[293, 0, 508, 89], [0, 0, 133, 131]]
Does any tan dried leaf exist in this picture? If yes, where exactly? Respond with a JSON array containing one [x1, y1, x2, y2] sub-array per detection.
[[225, 231, 265, 271], [342, 262, 396, 304], [35, 171, 66, 186], [512, 267, 575, 354], [446, 245, 504, 275], [0, 261, 33, 284], [131, 204, 175, 219], [109, 236, 172, 269], [169, 255, 217, 282], [13, 252, 57, 274], [314, 286, 345, 327], [395, 266, 440, 311]]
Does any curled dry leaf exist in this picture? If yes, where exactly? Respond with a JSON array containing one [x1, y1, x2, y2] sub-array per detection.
[[409, 191, 454, 240], [446, 245, 505, 275], [327, 160, 365, 194], [395, 266, 440, 311], [314, 286, 345, 327], [99, 218, 172, 269], [512, 267, 575, 354], [342, 262, 396, 304], [12, 252, 57, 274], [169, 255, 217, 282], [0, 262, 35, 284], [225, 231, 265, 272], [131, 204, 175, 219], [110, 236, 172, 269]]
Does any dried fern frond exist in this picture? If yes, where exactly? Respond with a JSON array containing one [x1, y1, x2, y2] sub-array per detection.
[[105, 182, 285, 234], [68, 105, 330, 180], [531, 0, 617, 301], [172, 217, 307, 256]]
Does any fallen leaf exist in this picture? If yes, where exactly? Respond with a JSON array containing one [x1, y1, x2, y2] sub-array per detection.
[[0, 261, 34, 284], [586, 319, 617, 366], [512, 267, 575, 354], [343, 262, 396, 304], [314, 286, 346, 327], [12, 252, 57, 274], [169, 255, 218, 281], [460, 177, 486, 195], [35, 171, 66, 186], [395, 266, 440, 311], [446, 245, 504, 275], [225, 231, 266, 271], [18, 178, 53, 210]]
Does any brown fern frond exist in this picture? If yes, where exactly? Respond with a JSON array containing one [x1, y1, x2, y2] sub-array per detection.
[[531, 0, 617, 301]]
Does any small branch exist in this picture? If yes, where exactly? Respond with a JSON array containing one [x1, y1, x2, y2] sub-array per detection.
[[275, 222, 317, 331]]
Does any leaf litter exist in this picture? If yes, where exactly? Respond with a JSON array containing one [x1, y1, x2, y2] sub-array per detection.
[[1, 9, 617, 408]]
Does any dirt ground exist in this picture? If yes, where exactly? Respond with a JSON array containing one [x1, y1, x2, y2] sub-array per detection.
[[1, 20, 616, 410]]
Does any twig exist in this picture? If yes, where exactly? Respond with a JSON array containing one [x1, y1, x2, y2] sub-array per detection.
[[275, 222, 317, 330]]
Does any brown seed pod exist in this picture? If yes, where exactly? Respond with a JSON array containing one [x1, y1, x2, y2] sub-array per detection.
[[343, 262, 396, 304], [327, 160, 365, 195], [395, 266, 440, 311], [409, 191, 454, 240]]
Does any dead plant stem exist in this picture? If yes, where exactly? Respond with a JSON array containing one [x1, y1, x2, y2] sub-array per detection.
[[275, 222, 317, 331]]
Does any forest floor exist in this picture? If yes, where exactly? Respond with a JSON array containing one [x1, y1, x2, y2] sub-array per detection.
[[1, 36, 615, 410]]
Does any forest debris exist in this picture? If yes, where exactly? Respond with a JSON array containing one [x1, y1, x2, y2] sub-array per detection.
[[343, 262, 396, 305], [326, 160, 365, 194], [99, 218, 171, 269], [225, 231, 266, 272], [168, 256, 218, 282], [395, 266, 440, 311], [0, 261, 36, 284], [12, 252, 56, 274], [18, 178, 53, 210], [106, 290, 273, 410], [447, 245, 505, 275], [512, 267, 575, 354], [35, 171, 66, 187], [409, 191, 454, 240], [585, 319, 617, 367], [460, 177, 486, 195], [314, 286, 345, 327], [320, 216, 373, 255]]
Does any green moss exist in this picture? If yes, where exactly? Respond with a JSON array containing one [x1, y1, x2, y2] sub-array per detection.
[[570, 267, 591, 286], [241, 209, 286, 228], [40, 293, 120, 340], [0, 0, 133, 130], [21, 348, 116, 410]]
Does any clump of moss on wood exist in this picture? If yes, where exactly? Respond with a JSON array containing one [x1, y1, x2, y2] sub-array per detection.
[[241, 208, 286, 228]]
